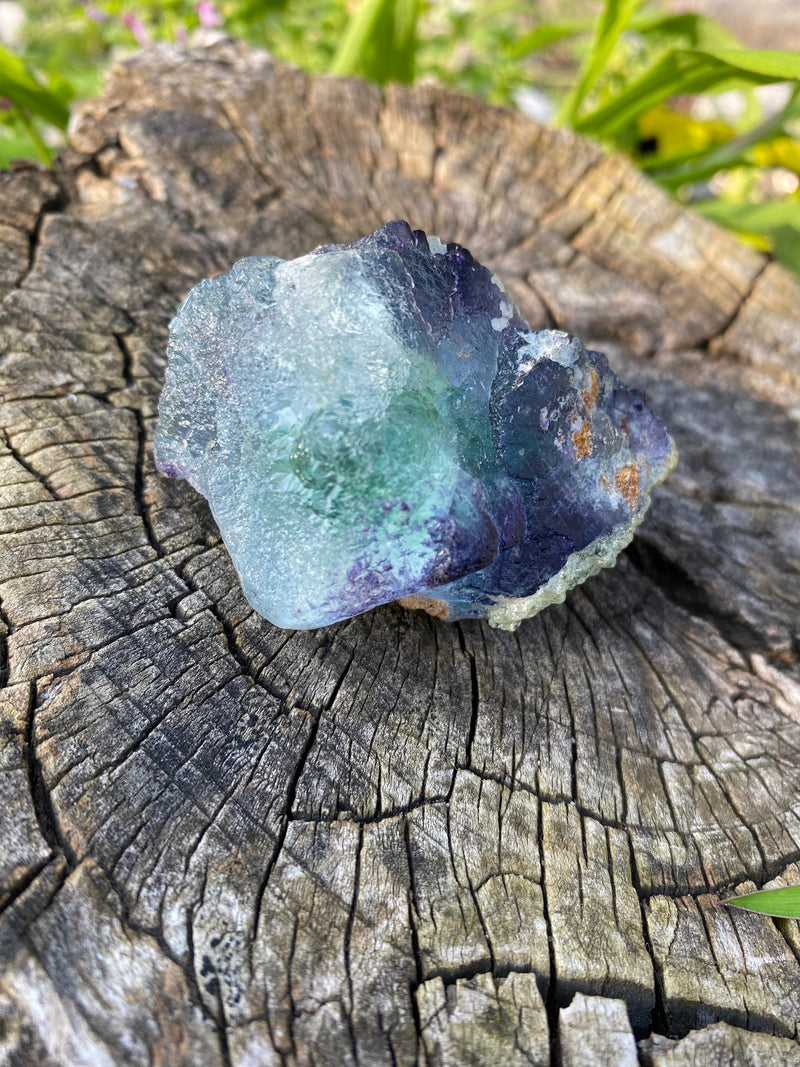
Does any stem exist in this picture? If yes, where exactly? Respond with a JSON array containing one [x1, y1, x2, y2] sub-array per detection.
[[17, 109, 51, 165], [556, 0, 643, 126], [330, 0, 387, 77]]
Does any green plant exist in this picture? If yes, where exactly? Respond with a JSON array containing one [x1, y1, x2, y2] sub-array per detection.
[[4, 0, 800, 276], [0, 0, 527, 167], [723, 885, 800, 919], [0, 42, 71, 164], [331, 0, 420, 84], [512, 1, 800, 274], [0, 1, 349, 165]]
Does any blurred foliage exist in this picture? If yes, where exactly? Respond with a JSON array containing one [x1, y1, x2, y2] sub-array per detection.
[[331, 0, 420, 83], [511, 2, 800, 273], [2, 0, 800, 273]]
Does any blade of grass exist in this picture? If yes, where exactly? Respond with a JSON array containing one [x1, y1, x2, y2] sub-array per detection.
[[509, 19, 595, 59], [647, 154, 752, 188], [17, 108, 52, 164], [0, 45, 69, 129], [694, 197, 800, 232], [557, 0, 644, 126], [331, 0, 389, 78], [511, 10, 738, 61], [631, 11, 740, 50], [722, 886, 800, 918], [391, 0, 418, 82], [575, 48, 800, 139], [0, 122, 46, 167], [711, 48, 800, 79], [233, 0, 289, 17], [694, 198, 800, 275], [331, 0, 420, 84]]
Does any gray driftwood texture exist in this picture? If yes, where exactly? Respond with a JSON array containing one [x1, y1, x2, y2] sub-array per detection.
[[1, 40, 800, 1067]]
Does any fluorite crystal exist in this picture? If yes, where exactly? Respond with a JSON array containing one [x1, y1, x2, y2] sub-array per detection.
[[155, 221, 676, 630]]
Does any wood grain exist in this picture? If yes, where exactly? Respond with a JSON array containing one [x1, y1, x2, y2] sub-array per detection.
[[0, 38, 798, 1066]]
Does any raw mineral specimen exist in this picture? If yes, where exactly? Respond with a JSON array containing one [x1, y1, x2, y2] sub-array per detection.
[[155, 221, 676, 630]]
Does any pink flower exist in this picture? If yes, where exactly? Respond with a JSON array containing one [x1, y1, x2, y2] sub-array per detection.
[[122, 13, 149, 47], [195, 1, 223, 29], [0, 98, 12, 112], [175, 25, 188, 44], [85, 6, 107, 22]]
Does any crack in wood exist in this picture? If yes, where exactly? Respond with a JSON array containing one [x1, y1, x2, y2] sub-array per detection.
[[1, 426, 58, 500], [24, 682, 77, 869], [22, 178, 68, 288], [706, 259, 771, 355], [113, 332, 135, 391], [0, 855, 54, 919], [536, 800, 561, 1067], [343, 821, 364, 1065]]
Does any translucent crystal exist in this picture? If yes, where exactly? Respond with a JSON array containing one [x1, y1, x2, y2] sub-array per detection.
[[154, 221, 677, 630]]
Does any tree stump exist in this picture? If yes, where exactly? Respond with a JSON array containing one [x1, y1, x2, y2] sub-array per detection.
[[1, 40, 799, 1067]]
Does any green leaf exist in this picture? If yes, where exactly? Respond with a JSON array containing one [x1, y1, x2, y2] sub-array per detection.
[[509, 19, 594, 59], [331, 0, 421, 84], [558, 0, 644, 125], [509, 10, 738, 61], [0, 45, 69, 129], [769, 225, 800, 276], [233, 0, 289, 17], [0, 125, 45, 168], [648, 154, 752, 188], [575, 48, 800, 139], [722, 886, 800, 918], [47, 72, 75, 106], [709, 47, 800, 80], [631, 12, 740, 51], [694, 198, 800, 275], [693, 196, 800, 231]]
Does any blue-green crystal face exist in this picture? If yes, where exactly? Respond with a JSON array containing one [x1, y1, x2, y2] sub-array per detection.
[[155, 221, 676, 630]]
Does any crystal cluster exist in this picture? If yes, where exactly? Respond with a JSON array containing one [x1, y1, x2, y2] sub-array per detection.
[[155, 221, 676, 630]]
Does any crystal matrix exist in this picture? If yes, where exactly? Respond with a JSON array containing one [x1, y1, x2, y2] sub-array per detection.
[[154, 221, 676, 630]]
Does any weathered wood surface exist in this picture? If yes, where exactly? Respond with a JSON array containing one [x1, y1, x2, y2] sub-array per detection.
[[1, 38, 799, 1066]]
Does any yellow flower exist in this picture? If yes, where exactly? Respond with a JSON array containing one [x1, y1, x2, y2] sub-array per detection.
[[637, 105, 733, 160], [752, 137, 800, 175]]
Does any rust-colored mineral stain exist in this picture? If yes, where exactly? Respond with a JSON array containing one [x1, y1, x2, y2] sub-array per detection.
[[615, 465, 640, 507], [572, 420, 592, 459], [581, 368, 599, 408], [399, 594, 449, 621]]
